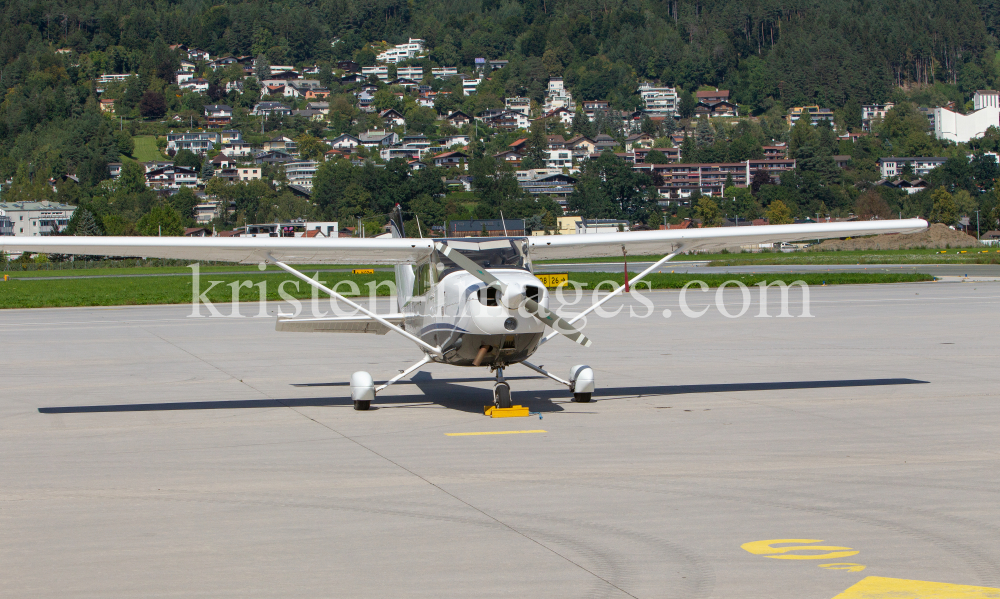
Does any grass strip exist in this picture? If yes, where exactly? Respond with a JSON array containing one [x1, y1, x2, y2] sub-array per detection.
[[0, 271, 934, 309], [538, 248, 1000, 265]]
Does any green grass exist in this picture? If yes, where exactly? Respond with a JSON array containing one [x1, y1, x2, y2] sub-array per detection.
[[0, 271, 934, 309], [4, 264, 389, 278], [131, 135, 166, 162]]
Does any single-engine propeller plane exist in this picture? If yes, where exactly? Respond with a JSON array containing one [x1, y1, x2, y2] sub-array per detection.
[[2, 211, 927, 411]]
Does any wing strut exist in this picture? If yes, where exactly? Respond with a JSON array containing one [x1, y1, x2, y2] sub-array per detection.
[[537, 246, 688, 348], [267, 256, 443, 357]]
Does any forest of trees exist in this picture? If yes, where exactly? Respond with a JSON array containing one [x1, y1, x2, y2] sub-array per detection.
[[4, 0, 1000, 235]]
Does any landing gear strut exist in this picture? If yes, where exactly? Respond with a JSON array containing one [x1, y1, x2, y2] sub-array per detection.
[[493, 367, 513, 409]]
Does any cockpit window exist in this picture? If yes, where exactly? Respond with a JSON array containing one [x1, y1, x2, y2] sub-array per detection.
[[435, 238, 530, 276]]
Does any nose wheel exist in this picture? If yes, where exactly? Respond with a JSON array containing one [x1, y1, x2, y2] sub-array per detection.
[[492, 367, 513, 409]]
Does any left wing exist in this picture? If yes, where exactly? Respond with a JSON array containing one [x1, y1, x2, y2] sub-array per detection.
[[0, 236, 435, 265], [275, 314, 405, 335], [528, 219, 928, 260]]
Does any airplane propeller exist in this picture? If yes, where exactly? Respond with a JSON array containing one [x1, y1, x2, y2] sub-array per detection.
[[434, 242, 592, 347]]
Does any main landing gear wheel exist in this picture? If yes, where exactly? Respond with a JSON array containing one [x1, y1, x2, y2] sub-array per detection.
[[350, 371, 375, 411], [569, 365, 595, 404], [494, 382, 513, 409]]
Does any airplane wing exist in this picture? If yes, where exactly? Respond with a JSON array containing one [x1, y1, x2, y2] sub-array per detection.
[[527, 219, 928, 260], [275, 315, 405, 335], [0, 236, 435, 265], [1, 219, 927, 263]]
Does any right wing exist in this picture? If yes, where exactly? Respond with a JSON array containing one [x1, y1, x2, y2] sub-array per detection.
[[275, 314, 405, 335]]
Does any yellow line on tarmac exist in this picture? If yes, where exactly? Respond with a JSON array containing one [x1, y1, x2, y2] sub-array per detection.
[[446, 430, 547, 436]]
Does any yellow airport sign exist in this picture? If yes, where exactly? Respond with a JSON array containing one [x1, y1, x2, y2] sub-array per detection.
[[352, 268, 375, 274], [536, 273, 568, 288]]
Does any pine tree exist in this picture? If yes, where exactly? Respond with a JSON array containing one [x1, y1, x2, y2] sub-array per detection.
[[201, 160, 215, 181], [73, 209, 104, 236], [695, 119, 715, 146], [254, 54, 271, 80]]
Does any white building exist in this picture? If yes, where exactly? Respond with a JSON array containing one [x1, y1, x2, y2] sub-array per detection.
[[462, 78, 482, 96], [431, 67, 458, 79], [638, 83, 678, 116], [167, 132, 220, 155], [934, 91, 1000, 143], [877, 157, 948, 178], [285, 161, 319, 189], [505, 97, 531, 116], [396, 66, 423, 79], [0, 201, 77, 237], [861, 102, 894, 131], [376, 38, 426, 63], [361, 66, 389, 82]]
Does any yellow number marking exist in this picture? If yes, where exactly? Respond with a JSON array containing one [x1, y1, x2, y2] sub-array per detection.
[[741, 539, 859, 560], [536, 273, 568, 288], [832, 576, 1000, 598]]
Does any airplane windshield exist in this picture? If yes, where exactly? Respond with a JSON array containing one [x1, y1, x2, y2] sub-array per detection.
[[435, 238, 530, 276]]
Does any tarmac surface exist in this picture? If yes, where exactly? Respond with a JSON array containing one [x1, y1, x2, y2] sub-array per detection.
[[2, 281, 1000, 598]]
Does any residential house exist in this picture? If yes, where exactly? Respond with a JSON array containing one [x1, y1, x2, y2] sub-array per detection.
[[175, 71, 194, 86], [380, 146, 424, 161], [494, 149, 523, 167], [695, 100, 738, 118], [361, 66, 389, 81], [376, 38, 426, 63], [254, 150, 295, 165], [593, 134, 618, 153], [184, 227, 211, 237], [337, 60, 360, 73], [380, 108, 406, 127], [583, 100, 610, 120], [328, 134, 361, 151], [877, 157, 948, 178], [517, 171, 577, 207], [187, 48, 210, 62], [538, 106, 573, 126], [431, 66, 459, 78], [388, 78, 420, 90], [263, 136, 297, 153], [432, 151, 470, 170], [203, 104, 232, 127], [446, 111, 472, 127], [787, 106, 835, 126], [166, 132, 220, 155], [307, 101, 330, 114], [99, 98, 115, 113], [291, 109, 324, 121], [545, 148, 573, 169], [303, 88, 330, 100], [480, 109, 528, 131], [0, 201, 77, 236], [285, 161, 319, 189], [624, 133, 655, 151], [210, 154, 234, 170], [762, 144, 788, 160], [633, 147, 680, 164], [440, 134, 470, 148], [638, 83, 678, 116], [210, 56, 238, 70], [145, 165, 199, 190], [178, 60, 195, 72], [397, 66, 423, 79], [359, 130, 398, 148], [505, 97, 531, 116], [545, 135, 567, 150], [252, 102, 292, 117], [508, 138, 528, 153], [180, 78, 209, 94], [862, 103, 894, 131], [566, 136, 596, 160], [221, 140, 252, 157], [225, 80, 244, 94], [462, 78, 482, 96], [357, 91, 375, 112]]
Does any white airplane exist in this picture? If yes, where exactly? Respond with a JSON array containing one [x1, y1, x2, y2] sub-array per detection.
[[2, 213, 927, 411]]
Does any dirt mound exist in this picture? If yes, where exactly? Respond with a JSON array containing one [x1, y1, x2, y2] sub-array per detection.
[[810, 223, 980, 251]]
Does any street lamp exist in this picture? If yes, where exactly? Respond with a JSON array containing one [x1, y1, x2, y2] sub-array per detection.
[[975, 209, 981, 239]]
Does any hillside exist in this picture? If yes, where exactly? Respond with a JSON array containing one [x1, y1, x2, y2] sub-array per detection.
[[2, 0, 1000, 236]]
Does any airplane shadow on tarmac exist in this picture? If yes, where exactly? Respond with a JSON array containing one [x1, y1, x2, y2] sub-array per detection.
[[38, 375, 928, 415]]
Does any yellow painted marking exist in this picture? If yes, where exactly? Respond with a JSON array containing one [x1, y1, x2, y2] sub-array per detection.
[[741, 539, 859, 560], [446, 430, 547, 436], [352, 268, 375, 274], [536, 273, 569, 288], [820, 563, 866, 572], [831, 576, 1000, 598]]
